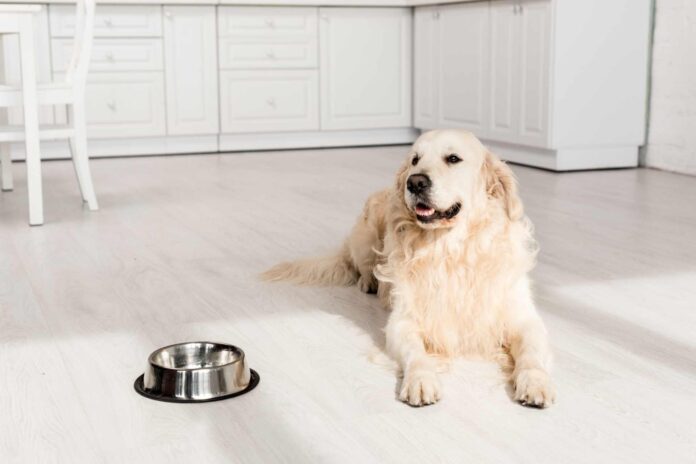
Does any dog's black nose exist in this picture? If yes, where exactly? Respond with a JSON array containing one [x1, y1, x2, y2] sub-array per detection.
[[407, 174, 432, 195]]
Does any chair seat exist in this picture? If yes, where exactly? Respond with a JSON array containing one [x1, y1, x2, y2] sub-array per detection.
[[0, 124, 75, 142], [0, 81, 75, 106]]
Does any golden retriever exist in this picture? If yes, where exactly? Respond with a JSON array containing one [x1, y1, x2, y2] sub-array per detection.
[[263, 129, 555, 408]]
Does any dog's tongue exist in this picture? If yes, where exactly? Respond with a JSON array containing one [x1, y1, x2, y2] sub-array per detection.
[[415, 205, 435, 216]]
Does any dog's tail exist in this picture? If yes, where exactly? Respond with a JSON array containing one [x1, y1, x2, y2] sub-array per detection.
[[260, 247, 357, 286]]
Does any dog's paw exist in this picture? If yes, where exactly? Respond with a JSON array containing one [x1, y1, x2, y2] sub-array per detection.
[[399, 370, 442, 407], [514, 368, 556, 408], [358, 275, 378, 294]]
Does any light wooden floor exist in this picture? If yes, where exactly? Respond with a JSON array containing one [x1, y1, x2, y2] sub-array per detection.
[[1, 146, 695, 463]]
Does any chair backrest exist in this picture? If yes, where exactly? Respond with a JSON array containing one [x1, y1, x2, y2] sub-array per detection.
[[64, 0, 95, 86]]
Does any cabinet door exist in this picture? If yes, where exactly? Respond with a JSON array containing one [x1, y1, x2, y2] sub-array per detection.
[[437, 2, 490, 135], [489, 0, 519, 142], [517, 0, 551, 146], [414, 6, 439, 130], [163, 6, 219, 135], [319, 8, 412, 130]]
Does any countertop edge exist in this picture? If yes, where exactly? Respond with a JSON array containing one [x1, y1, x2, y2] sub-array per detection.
[[0, 0, 478, 7]]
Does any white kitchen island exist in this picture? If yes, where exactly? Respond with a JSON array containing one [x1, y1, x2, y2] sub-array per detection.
[[0, 0, 652, 170]]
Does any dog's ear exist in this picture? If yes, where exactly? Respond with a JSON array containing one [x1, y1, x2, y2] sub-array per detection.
[[483, 151, 523, 221], [394, 156, 411, 194]]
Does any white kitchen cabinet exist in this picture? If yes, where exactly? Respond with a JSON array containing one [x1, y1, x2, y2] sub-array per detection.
[[415, 2, 491, 135], [0, 1, 650, 169], [415, 0, 651, 170], [417, 1, 544, 142], [163, 6, 219, 135], [49, 4, 168, 140], [219, 70, 319, 133], [319, 7, 412, 131], [439, 2, 490, 135]]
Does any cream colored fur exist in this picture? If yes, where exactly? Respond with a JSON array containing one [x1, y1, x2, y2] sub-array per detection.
[[263, 129, 555, 408]]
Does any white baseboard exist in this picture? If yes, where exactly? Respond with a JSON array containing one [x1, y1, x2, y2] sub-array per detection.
[[218, 127, 419, 152], [555, 146, 639, 171], [483, 139, 639, 171], [6, 129, 637, 171], [7, 128, 418, 161], [8, 135, 219, 160]]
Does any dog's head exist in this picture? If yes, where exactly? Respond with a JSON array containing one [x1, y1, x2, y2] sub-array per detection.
[[397, 129, 522, 230]]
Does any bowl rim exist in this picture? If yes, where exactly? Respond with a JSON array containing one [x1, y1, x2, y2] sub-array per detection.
[[147, 341, 246, 372]]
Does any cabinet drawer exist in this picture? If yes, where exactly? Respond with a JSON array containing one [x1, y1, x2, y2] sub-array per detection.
[[218, 7, 317, 38], [50, 5, 162, 38], [55, 72, 166, 138], [219, 38, 317, 69], [220, 70, 319, 133], [52, 38, 163, 72]]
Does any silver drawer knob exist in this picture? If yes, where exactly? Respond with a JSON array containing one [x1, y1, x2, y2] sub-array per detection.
[[265, 19, 275, 28], [266, 51, 276, 59], [266, 98, 276, 108], [104, 18, 113, 27], [107, 101, 117, 111], [106, 52, 114, 61]]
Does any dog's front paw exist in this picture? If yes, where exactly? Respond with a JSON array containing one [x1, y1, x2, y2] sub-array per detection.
[[399, 370, 442, 407], [514, 368, 556, 408], [358, 275, 377, 294]]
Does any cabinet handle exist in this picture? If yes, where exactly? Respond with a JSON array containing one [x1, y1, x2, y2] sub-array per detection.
[[433, 10, 440, 19], [104, 18, 113, 27], [106, 52, 114, 61], [266, 51, 276, 59], [267, 97, 276, 108], [265, 19, 275, 28], [107, 101, 116, 111]]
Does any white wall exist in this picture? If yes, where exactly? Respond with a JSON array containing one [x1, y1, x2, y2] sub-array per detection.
[[644, 0, 696, 175]]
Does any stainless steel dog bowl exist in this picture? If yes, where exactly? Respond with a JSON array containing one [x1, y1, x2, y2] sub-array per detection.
[[134, 342, 259, 403]]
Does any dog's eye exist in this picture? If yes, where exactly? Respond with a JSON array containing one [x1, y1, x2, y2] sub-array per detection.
[[411, 156, 419, 166], [446, 154, 462, 165]]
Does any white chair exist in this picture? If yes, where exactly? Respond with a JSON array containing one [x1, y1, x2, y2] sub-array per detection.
[[0, 0, 98, 225]]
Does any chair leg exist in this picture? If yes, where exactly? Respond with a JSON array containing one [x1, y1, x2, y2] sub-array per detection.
[[69, 99, 98, 211], [19, 15, 43, 226], [0, 144, 13, 191]]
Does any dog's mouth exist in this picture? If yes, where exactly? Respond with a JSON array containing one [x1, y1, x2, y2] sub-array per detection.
[[414, 201, 462, 223]]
